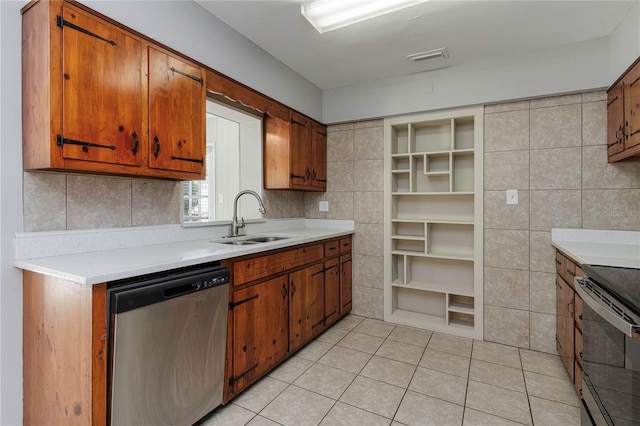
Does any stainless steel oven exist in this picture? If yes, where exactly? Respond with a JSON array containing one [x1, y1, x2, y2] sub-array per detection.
[[575, 265, 640, 425]]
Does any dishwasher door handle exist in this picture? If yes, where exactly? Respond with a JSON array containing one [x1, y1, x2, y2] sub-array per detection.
[[163, 282, 201, 298]]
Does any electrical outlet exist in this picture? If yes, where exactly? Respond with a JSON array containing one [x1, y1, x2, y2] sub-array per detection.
[[506, 189, 518, 205], [319, 201, 329, 212]]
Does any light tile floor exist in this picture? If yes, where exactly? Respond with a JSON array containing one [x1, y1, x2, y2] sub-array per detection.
[[201, 315, 580, 426]]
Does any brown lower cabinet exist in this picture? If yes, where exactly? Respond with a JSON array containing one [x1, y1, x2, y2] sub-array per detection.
[[555, 250, 584, 396], [223, 236, 353, 403], [22, 235, 353, 424]]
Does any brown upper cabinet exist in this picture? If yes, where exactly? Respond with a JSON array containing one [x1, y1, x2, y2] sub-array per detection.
[[22, 1, 206, 180], [264, 111, 327, 191], [607, 56, 640, 162]]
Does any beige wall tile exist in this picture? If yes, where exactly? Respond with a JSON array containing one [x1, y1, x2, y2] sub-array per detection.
[[327, 162, 354, 192], [354, 191, 383, 224], [23, 172, 67, 232], [582, 189, 640, 230], [352, 286, 384, 319], [328, 123, 354, 133], [354, 159, 383, 192], [582, 100, 607, 146], [484, 267, 530, 310], [530, 94, 582, 108], [529, 231, 555, 273], [484, 229, 530, 270], [326, 191, 354, 220], [583, 145, 640, 189], [530, 104, 581, 149], [484, 110, 529, 152], [328, 130, 354, 163], [529, 312, 556, 354], [530, 272, 555, 315], [484, 100, 530, 114], [263, 190, 305, 219], [354, 223, 384, 257], [530, 147, 581, 190], [484, 306, 530, 349], [484, 190, 529, 230], [354, 119, 384, 129], [353, 255, 384, 289], [354, 126, 383, 160], [484, 151, 530, 190], [529, 190, 581, 231], [582, 90, 606, 103], [67, 175, 132, 230], [132, 179, 180, 226], [304, 192, 327, 219]]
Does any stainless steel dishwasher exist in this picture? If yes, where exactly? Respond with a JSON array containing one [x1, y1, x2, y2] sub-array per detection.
[[107, 263, 229, 426]]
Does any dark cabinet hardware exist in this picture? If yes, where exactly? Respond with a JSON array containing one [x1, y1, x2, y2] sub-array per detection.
[[57, 16, 116, 45], [153, 136, 160, 159], [311, 268, 325, 277], [290, 173, 305, 180], [316, 130, 327, 136], [171, 156, 204, 164], [630, 128, 640, 137], [556, 279, 562, 289], [57, 135, 115, 150], [282, 283, 287, 299], [325, 310, 336, 321], [229, 294, 259, 309], [607, 95, 619, 108], [291, 281, 296, 297], [631, 75, 640, 87], [608, 139, 622, 148], [131, 131, 138, 155], [290, 118, 306, 127], [566, 269, 575, 277], [311, 319, 324, 330], [556, 259, 562, 265], [169, 67, 203, 85], [228, 363, 259, 386]]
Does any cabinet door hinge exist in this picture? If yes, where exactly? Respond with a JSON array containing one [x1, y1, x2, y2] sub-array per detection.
[[56, 16, 116, 46], [57, 135, 116, 150], [169, 67, 204, 86], [290, 118, 306, 127], [229, 294, 259, 310], [228, 363, 259, 386]]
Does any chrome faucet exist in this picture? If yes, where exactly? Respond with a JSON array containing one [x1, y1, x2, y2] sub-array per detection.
[[231, 190, 266, 237]]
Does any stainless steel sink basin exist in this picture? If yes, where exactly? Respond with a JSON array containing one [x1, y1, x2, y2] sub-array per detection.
[[245, 236, 289, 243], [213, 235, 290, 245]]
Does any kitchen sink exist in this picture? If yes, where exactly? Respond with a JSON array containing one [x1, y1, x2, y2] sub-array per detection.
[[213, 235, 290, 245]]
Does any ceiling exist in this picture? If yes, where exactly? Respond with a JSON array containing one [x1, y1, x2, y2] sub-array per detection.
[[195, 1, 634, 91]]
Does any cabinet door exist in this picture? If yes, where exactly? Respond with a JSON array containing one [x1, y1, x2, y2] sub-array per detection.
[[148, 47, 205, 175], [607, 82, 625, 158], [289, 112, 311, 188], [625, 63, 640, 149], [340, 253, 353, 315], [59, 6, 144, 166], [289, 263, 325, 352], [230, 276, 288, 392], [556, 276, 575, 381], [311, 122, 327, 190], [324, 258, 340, 327]]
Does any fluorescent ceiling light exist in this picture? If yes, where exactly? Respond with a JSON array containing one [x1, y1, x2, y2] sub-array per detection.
[[407, 47, 448, 63], [301, 0, 429, 34]]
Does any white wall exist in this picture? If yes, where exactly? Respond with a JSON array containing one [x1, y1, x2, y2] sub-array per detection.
[[1, 2, 25, 424], [610, 1, 640, 79], [323, 37, 613, 124]]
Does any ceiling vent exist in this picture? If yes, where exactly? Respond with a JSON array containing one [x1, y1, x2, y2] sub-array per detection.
[[407, 47, 448, 63]]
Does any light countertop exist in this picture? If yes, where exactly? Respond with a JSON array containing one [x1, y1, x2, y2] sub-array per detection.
[[551, 228, 640, 268], [14, 219, 354, 285]]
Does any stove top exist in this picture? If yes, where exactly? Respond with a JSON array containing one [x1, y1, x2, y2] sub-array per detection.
[[583, 264, 640, 316]]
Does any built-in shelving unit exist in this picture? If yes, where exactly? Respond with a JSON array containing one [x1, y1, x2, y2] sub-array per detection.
[[384, 107, 483, 339]]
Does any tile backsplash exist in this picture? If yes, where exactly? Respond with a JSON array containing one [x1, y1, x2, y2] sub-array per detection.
[[21, 90, 640, 354]]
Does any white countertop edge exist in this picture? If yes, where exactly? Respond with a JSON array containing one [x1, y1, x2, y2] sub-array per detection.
[[551, 228, 640, 268], [14, 222, 355, 285]]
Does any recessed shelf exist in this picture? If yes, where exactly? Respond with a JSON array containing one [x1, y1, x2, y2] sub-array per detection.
[[385, 107, 483, 340]]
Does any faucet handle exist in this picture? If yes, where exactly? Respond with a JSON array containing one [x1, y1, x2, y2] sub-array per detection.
[[239, 217, 245, 229]]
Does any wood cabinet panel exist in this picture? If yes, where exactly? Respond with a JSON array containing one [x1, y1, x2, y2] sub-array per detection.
[[608, 56, 640, 161], [289, 263, 325, 352], [340, 253, 353, 315], [233, 244, 324, 286], [324, 258, 340, 327], [148, 47, 205, 174], [229, 276, 288, 392], [311, 122, 327, 190]]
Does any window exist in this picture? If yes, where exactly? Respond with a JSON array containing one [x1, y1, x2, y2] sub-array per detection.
[[182, 97, 263, 225]]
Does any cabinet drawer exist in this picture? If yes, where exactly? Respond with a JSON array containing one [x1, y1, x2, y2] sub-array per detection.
[[339, 237, 352, 254], [324, 240, 339, 257], [556, 252, 565, 277], [233, 244, 324, 286]]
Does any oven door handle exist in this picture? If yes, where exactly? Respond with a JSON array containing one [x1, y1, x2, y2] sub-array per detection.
[[575, 277, 640, 339]]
